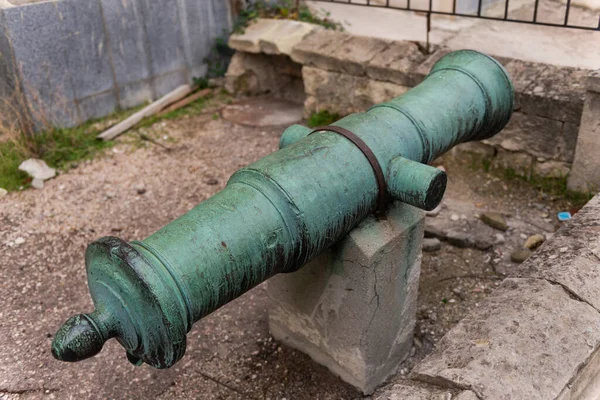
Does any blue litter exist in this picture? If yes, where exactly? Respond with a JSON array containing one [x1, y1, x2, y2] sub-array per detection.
[[557, 211, 572, 221]]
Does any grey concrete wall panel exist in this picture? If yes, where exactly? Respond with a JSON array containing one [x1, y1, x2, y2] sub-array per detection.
[[153, 70, 187, 98], [62, 0, 115, 99], [118, 79, 153, 109], [139, 0, 186, 78], [210, 0, 231, 38], [0, 9, 15, 99], [78, 91, 118, 122], [99, 0, 151, 88], [3, 2, 79, 127], [177, 0, 212, 79]]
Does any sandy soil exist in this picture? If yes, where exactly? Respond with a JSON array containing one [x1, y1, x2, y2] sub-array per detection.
[[0, 99, 573, 399]]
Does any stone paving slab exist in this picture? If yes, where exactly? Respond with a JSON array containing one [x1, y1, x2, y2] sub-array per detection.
[[411, 278, 600, 400], [374, 380, 461, 399], [515, 195, 600, 312]]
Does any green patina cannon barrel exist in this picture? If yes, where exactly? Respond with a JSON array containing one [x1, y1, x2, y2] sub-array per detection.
[[51, 50, 513, 368]]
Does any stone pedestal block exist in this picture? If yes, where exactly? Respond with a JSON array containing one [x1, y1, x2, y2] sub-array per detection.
[[267, 202, 424, 394]]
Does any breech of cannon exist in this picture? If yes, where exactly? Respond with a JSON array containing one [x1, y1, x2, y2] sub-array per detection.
[[51, 50, 514, 368]]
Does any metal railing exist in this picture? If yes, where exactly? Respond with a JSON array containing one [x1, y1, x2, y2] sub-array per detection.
[[310, 0, 600, 31]]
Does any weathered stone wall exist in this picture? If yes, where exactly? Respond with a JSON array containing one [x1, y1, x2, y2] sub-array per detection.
[[0, 0, 231, 129], [568, 70, 600, 192], [227, 20, 591, 179]]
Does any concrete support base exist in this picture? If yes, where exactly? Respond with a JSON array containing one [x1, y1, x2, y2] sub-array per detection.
[[267, 202, 424, 394]]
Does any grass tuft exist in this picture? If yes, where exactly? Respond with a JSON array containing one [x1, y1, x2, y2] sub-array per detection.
[[307, 110, 340, 128], [0, 92, 214, 192], [233, 0, 343, 34]]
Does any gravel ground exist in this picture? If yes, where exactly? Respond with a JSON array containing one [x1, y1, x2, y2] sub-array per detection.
[[0, 99, 574, 399]]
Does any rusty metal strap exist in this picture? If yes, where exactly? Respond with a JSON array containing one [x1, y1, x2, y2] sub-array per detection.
[[309, 126, 387, 216]]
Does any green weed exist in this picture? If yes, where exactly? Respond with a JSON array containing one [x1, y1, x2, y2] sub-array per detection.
[[307, 110, 340, 128]]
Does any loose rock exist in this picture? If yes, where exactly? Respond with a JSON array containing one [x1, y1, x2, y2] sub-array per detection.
[[14, 237, 25, 245], [0, 188, 7, 198], [447, 231, 473, 248], [424, 224, 447, 240], [18, 159, 56, 189], [422, 238, 441, 252], [474, 237, 493, 250], [135, 183, 147, 195], [494, 233, 506, 244], [450, 214, 460, 221], [425, 203, 442, 217], [510, 249, 532, 263], [524, 234, 545, 250], [480, 212, 508, 231]]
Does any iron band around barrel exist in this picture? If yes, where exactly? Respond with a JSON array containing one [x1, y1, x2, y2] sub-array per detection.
[[309, 126, 388, 216]]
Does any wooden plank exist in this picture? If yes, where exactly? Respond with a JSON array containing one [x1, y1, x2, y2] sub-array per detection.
[[97, 85, 192, 141], [158, 88, 212, 116]]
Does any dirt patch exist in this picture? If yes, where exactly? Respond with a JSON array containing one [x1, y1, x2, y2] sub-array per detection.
[[0, 99, 580, 399]]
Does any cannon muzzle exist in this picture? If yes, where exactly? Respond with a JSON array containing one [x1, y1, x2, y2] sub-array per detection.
[[52, 50, 513, 368]]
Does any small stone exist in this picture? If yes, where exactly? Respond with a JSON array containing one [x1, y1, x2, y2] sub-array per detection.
[[206, 178, 219, 186], [510, 249, 532, 263], [15, 237, 25, 245], [447, 231, 473, 248], [480, 212, 508, 231], [424, 224, 447, 240], [135, 184, 146, 195], [426, 203, 442, 217], [31, 178, 44, 190], [474, 237, 493, 250], [423, 238, 441, 252], [524, 234, 545, 250], [106, 191, 116, 199], [519, 233, 527, 239], [494, 233, 505, 244], [18, 159, 56, 181], [450, 214, 460, 221], [0, 188, 7, 198]]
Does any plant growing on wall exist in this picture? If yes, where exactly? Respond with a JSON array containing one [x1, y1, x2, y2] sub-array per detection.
[[232, 0, 343, 34]]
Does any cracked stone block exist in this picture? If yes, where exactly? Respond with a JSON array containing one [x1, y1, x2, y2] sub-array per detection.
[[568, 78, 600, 192], [411, 278, 600, 400], [225, 52, 304, 102], [366, 41, 428, 87], [502, 59, 546, 111], [484, 111, 563, 160], [268, 201, 424, 395], [229, 18, 315, 57], [515, 194, 600, 312], [292, 30, 389, 76], [522, 65, 588, 124], [302, 66, 408, 116]]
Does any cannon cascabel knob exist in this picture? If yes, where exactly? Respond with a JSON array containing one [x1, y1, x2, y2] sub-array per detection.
[[51, 313, 106, 362]]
